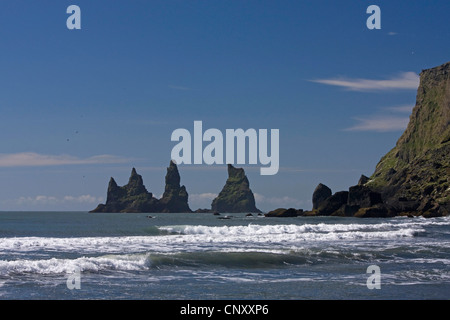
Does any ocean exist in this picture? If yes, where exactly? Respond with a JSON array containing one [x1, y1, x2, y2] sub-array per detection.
[[0, 211, 449, 300]]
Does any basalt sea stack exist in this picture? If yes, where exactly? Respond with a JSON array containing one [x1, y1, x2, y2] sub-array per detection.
[[90, 161, 192, 213], [211, 164, 261, 213]]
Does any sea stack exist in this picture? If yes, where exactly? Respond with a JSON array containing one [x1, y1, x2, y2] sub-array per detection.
[[211, 164, 261, 213], [90, 168, 159, 213], [90, 161, 191, 213], [158, 160, 192, 213]]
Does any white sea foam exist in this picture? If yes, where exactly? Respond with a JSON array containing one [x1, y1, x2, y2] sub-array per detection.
[[0, 218, 447, 277], [0, 221, 428, 257], [160, 222, 421, 235], [0, 253, 151, 276]]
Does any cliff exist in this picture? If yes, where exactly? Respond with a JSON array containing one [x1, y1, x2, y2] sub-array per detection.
[[268, 61, 450, 218], [367, 61, 450, 217]]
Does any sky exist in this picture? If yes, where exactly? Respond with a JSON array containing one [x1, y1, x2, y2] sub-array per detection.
[[0, 0, 449, 211]]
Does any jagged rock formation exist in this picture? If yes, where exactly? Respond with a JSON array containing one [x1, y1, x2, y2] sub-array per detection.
[[366, 61, 450, 217], [90, 162, 191, 213], [308, 184, 386, 218], [211, 164, 261, 213], [90, 168, 159, 213], [312, 183, 332, 210], [158, 160, 192, 213], [315, 190, 349, 216]]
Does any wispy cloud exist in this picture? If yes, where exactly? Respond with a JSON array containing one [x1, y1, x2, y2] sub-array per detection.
[[344, 116, 410, 132], [383, 104, 414, 113], [310, 72, 419, 91], [0, 194, 104, 210], [188, 193, 218, 209], [344, 104, 414, 132], [12, 195, 104, 206], [0, 152, 130, 167]]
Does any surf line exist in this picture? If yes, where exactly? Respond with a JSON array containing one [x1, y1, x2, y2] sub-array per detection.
[[171, 121, 279, 175]]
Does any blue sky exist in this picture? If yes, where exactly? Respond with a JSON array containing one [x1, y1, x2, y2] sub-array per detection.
[[0, 0, 449, 211]]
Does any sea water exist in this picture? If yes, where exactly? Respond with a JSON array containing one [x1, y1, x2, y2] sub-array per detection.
[[0, 211, 449, 300]]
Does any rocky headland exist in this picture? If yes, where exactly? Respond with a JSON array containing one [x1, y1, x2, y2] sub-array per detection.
[[267, 61, 450, 218]]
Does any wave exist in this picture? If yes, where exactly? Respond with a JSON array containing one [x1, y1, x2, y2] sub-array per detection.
[[3, 243, 447, 277], [0, 228, 421, 256], [0, 247, 379, 276], [0, 220, 432, 256], [160, 222, 423, 235], [0, 253, 152, 276], [158, 223, 424, 243], [0, 251, 306, 276], [0, 218, 448, 276]]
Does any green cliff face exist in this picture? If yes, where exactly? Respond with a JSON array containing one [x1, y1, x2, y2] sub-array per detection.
[[211, 164, 261, 213], [368, 61, 450, 216]]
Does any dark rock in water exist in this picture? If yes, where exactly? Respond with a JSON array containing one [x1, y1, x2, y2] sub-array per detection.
[[312, 183, 332, 210], [347, 185, 382, 208], [158, 160, 192, 213], [245, 213, 253, 217], [316, 191, 348, 216], [90, 161, 191, 213], [211, 164, 261, 213], [265, 208, 302, 217], [354, 204, 389, 218], [194, 208, 215, 213]]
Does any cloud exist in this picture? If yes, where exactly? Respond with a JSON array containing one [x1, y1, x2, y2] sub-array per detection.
[[344, 103, 414, 132], [189, 193, 218, 209], [0, 152, 130, 167], [310, 72, 419, 91], [2, 195, 104, 208], [344, 116, 410, 132], [383, 104, 414, 113], [190, 193, 218, 201]]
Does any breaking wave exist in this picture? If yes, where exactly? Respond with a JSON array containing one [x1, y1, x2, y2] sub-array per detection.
[[1, 217, 448, 277]]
